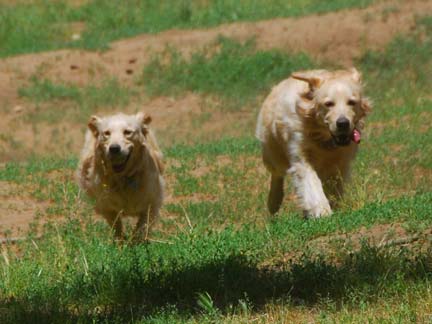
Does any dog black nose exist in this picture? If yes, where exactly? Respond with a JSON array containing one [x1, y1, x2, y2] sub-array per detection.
[[109, 144, 121, 155], [336, 117, 350, 131]]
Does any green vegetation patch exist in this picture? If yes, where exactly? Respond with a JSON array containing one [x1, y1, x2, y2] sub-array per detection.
[[359, 16, 432, 122], [19, 77, 132, 106], [0, 0, 374, 57], [1, 192, 432, 323], [18, 77, 134, 122], [141, 37, 314, 106]]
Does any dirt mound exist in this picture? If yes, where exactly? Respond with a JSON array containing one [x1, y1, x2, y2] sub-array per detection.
[[2, 0, 430, 92], [1, 0, 430, 161], [264, 223, 432, 269]]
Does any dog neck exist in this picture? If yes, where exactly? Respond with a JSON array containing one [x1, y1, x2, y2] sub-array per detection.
[[317, 137, 339, 150], [95, 149, 148, 191], [300, 114, 338, 150]]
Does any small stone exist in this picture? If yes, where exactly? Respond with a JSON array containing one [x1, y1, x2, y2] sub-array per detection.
[[13, 105, 23, 113], [71, 33, 81, 41]]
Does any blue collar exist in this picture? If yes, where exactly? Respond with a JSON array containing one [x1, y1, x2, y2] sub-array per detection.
[[125, 176, 139, 190]]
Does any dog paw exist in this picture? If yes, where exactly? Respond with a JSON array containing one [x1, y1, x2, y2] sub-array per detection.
[[304, 204, 332, 219]]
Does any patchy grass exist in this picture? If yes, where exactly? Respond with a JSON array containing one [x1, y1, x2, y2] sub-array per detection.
[[0, 0, 375, 57], [359, 16, 432, 122], [140, 37, 314, 107], [0, 163, 431, 323], [1, 9, 432, 324], [18, 77, 134, 122]]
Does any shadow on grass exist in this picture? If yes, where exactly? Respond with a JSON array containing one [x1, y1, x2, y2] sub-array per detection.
[[2, 243, 431, 323]]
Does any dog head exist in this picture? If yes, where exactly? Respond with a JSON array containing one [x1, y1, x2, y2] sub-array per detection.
[[88, 112, 152, 173], [293, 68, 372, 146]]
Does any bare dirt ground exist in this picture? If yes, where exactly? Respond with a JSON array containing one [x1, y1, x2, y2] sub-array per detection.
[[1, 0, 431, 160], [1, 0, 431, 239]]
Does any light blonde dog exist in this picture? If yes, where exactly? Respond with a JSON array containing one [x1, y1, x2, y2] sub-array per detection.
[[77, 112, 164, 239], [256, 68, 371, 217]]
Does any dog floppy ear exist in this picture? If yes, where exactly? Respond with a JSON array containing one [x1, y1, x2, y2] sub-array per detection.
[[361, 97, 372, 115], [88, 116, 102, 137], [296, 99, 316, 119], [136, 112, 152, 136], [350, 67, 362, 83], [292, 71, 324, 92]]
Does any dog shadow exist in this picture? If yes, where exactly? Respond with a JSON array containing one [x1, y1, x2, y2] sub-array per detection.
[[3, 244, 430, 323]]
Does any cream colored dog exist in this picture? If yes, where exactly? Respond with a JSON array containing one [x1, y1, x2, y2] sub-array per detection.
[[256, 68, 371, 217], [77, 112, 164, 239]]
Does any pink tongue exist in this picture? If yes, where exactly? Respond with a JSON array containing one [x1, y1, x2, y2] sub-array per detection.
[[352, 129, 361, 144]]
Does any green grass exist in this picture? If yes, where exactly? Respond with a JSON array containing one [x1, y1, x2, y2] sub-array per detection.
[[359, 16, 432, 122], [140, 37, 314, 107], [1, 151, 431, 322], [18, 77, 134, 122], [0, 184, 431, 323], [0, 0, 375, 57], [2, 7, 432, 324]]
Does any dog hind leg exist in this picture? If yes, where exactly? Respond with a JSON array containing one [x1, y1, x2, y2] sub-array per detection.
[[268, 175, 284, 215]]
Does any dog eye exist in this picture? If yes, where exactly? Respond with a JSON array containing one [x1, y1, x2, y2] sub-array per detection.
[[103, 131, 111, 137], [347, 99, 357, 106], [123, 130, 133, 136], [324, 101, 335, 108]]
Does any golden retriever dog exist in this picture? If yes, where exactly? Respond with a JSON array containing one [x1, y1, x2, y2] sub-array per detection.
[[77, 112, 164, 239], [256, 68, 371, 217]]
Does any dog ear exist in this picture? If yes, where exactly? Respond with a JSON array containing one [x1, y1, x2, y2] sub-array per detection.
[[296, 99, 316, 119], [136, 112, 152, 135], [361, 97, 372, 115], [88, 116, 101, 137], [350, 67, 362, 83], [292, 71, 324, 91]]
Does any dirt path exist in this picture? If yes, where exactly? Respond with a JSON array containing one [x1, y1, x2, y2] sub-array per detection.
[[1, 0, 431, 160], [2, 0, 431, 93]]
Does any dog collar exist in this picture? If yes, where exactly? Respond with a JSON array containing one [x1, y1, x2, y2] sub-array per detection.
[[319, 138, 338, 149], [318, 128, 361, 149], [125, 176, 139, 190]]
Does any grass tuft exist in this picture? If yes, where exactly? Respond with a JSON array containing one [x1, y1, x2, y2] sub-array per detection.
[[140, 37, 314, 107], [18, 77, 134, 122]]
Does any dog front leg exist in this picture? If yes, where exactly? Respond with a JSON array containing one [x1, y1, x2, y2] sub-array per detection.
[[134, 205, 158, 242], [289, 162, 332, 218], [102, 211, 124, 239]]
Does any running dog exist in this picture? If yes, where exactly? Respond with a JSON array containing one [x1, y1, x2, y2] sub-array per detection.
[[77, 112, 164, 239], [256, 68, 371, 217]]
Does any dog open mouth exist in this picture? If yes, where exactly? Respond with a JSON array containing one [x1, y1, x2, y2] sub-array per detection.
[[111, 152, 131, 173], [332, 129, 361, 146], [333, 135, 351, 146], [352, 129, 361, 144]]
